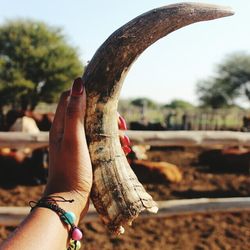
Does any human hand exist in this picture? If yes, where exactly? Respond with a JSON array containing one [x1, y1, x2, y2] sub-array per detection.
[[44, 78, 92, 219], [44, 78, 131, 220]]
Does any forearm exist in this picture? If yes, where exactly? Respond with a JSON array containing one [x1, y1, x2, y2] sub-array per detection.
[[0, 193, 86, 250], [1, 208, 69, 250], [1, 79, 95, 249]]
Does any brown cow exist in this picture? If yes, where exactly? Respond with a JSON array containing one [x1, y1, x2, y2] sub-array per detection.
[[131, 159, 182, 184]]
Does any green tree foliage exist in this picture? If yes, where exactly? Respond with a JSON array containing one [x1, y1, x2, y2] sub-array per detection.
[[130, 97, 158, 109], [164, 99, 194, 109], [0, 20, 83, 110], [196, 52, 250, 109]]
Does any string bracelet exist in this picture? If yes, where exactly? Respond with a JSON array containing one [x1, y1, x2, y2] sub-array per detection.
[[29, 196, 82, 250]]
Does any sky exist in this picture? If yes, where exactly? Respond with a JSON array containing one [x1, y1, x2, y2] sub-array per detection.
[[0, 0, 250, 105]]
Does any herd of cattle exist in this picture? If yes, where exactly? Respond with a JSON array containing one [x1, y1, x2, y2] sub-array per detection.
[[0, 110, 249, 187], [0, 110, 184, 186], [0, 110, 51, 186], [131, 116, 250, 131], [1, 110, 250, 133], [0, 110, 54, 132], [130, 113, 191, 131]]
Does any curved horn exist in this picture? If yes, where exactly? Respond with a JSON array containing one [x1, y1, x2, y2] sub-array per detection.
[[83, 3, 234, 234]]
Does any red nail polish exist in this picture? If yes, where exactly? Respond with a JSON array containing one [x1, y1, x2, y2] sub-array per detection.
[[122, 135, 131, 146], [70, 78, 84, 96], [118, 115, 127, 130], [122, 145, 131, 155]]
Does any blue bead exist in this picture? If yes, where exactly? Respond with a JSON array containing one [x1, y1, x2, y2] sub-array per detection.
[[63, 211, 76, 224]]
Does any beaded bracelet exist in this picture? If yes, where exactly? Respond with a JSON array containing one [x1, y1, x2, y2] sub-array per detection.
[[29, 196, 82, 250]]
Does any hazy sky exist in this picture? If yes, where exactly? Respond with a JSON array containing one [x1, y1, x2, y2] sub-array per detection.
[[0, 0, 249, 105]]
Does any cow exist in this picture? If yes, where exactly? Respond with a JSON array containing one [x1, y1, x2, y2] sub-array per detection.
[[9, 116, 40, 133], [1, 113, 49, 185], [4, 110, 54, 132], [0, 147, 48, 186], [24, 111, 54, 131], [198, 147, 250, 173], [131, 159, 182, 184], [130, 121, 166, 131], [127, 144, 182, 184]]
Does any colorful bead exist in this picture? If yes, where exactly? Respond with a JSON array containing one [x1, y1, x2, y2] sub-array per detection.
[[71, 227, 83, 241], [69, 240, 81, 250], [63, 211, 76, 224]]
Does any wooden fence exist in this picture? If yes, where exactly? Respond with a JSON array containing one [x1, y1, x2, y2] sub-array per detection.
[[0, 131, 249, 227], [1, 131, 250, 149], [0, 197, 250, 226]]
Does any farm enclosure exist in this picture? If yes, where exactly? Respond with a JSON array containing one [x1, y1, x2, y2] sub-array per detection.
[[0, 134, 249, 249]]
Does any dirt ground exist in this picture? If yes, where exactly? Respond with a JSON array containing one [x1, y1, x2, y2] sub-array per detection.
[[0, 147, 249, 250]]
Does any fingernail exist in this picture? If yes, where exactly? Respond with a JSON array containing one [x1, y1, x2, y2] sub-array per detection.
[[122, 145, 131, 155], [122, 135, 131, 146], [118, 115, 127, 130], [70, 77, 84, 96]]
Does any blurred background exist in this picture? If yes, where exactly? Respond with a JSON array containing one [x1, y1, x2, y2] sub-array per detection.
[[0, 1, 249, 249]]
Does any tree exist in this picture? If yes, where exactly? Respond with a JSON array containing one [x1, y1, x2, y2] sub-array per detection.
[[196, 52, 250, 109], [164, 99, 194, 109], [0, 20, 83, 110], [130, 97, 158, 109]]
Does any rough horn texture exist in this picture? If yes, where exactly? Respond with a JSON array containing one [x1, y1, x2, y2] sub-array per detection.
[[83, 3, 234, 234]]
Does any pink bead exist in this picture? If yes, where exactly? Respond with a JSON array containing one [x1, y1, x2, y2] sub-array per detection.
[[71, 227, 83, 241]]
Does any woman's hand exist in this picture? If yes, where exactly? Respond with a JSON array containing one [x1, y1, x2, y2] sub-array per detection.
[[0, 78, 132, 250], [44, 78, 131, 220], [44, 78, 92, 219]]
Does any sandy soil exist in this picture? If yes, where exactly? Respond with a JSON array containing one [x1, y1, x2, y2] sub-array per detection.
[[0, 147, 249, 249]]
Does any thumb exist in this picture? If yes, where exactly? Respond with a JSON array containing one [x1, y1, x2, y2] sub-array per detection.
[[64, 78, 86, 142]]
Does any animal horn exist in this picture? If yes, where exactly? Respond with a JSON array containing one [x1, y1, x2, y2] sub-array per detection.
[[83, 3, 234, 234]]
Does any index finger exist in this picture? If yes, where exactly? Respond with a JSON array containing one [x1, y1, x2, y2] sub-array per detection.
[[50, 90, 70, 143]]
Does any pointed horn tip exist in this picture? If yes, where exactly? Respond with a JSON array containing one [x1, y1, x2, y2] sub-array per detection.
[[197, 3, 235, 17], [217, 5, 235, 17], [170, 3, 235, 17]]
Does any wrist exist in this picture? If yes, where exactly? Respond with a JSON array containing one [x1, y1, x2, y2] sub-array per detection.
[[29, 194, 85, 249], [41, 191, 89, 223]]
